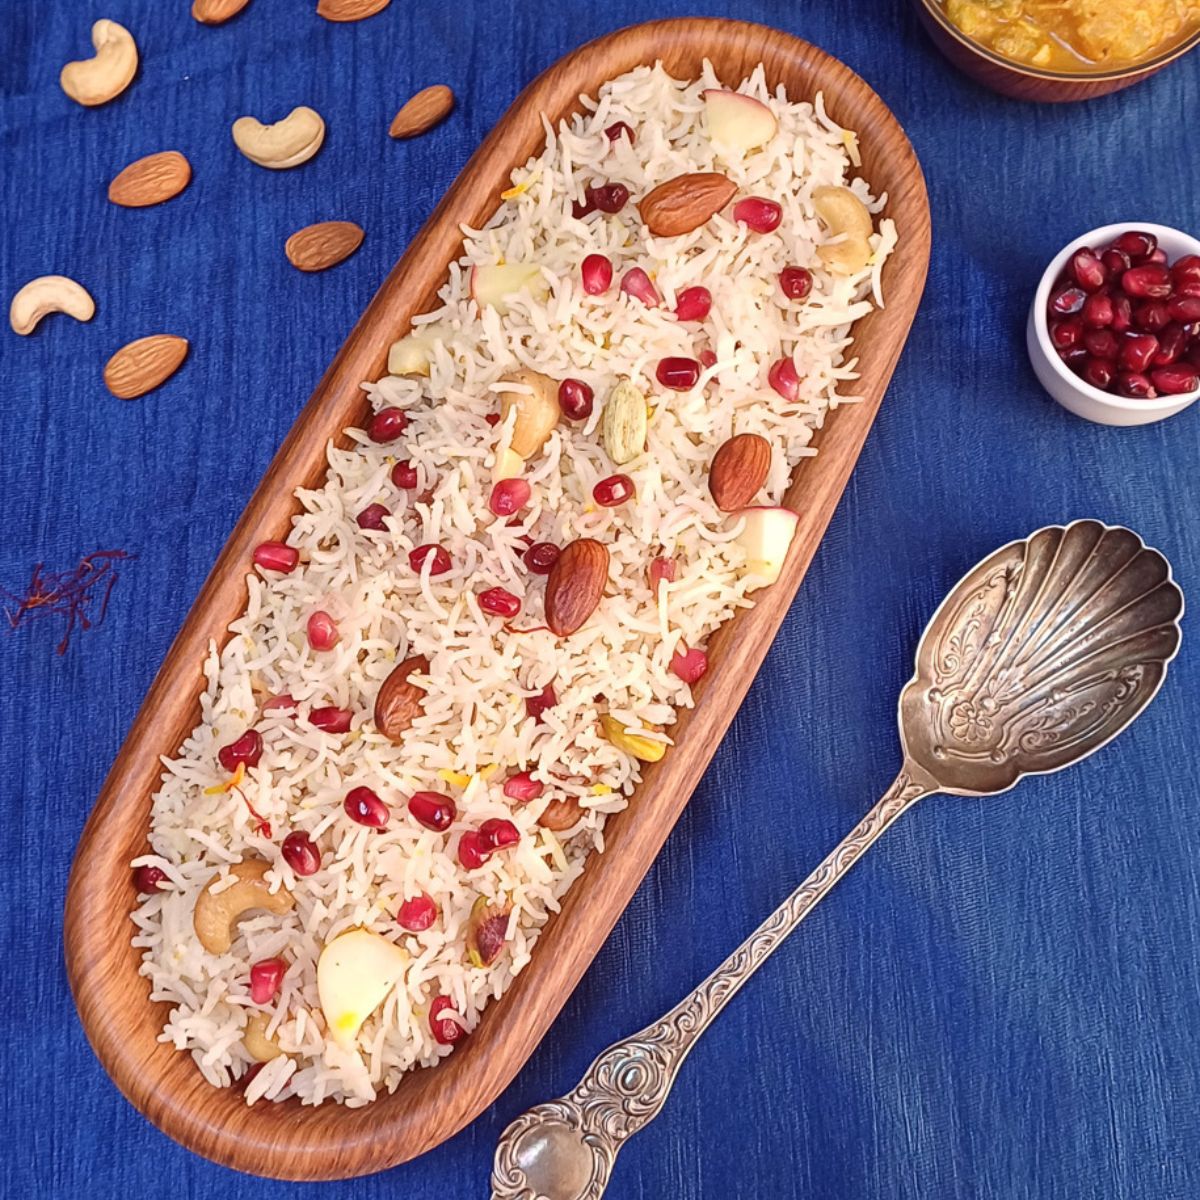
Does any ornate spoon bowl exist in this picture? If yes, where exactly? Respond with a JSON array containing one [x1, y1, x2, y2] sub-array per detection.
[[491, 521, 1184, 1200]]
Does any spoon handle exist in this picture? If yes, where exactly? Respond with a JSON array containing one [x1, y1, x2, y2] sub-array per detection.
[[491, 763, 936, 1200]]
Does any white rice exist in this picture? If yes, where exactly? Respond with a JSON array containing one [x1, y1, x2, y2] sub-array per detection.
[[132, 60, 896, 1106]]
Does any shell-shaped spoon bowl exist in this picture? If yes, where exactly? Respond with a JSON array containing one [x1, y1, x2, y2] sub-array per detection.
[[900, 521, 1184, 796]]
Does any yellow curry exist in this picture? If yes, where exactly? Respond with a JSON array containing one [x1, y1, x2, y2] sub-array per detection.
[[942, 0, 1200, 71]]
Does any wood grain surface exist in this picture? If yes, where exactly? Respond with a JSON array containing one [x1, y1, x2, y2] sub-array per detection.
[[63, 17, 930, 1180]]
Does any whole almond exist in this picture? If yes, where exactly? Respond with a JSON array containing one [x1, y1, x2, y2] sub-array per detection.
[[317, 0, 390, 21], [544, 538, 609, 637], [192, 0, 252, 23], [103, 335, 189, 400], [638, 172, 737, 238], [108, 151, 192, 208], [708, 432, 772, 512], [285, 221, 364, 272], [374, 654, 430, 742], [389, 84, 454, 140]]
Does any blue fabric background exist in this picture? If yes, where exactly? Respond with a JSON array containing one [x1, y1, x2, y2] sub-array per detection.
[[2, 2, 1199, 1197]]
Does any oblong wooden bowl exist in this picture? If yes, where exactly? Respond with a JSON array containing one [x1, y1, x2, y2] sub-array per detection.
[[912, 0, 1200, 101], [64, 17, 930, 1181]]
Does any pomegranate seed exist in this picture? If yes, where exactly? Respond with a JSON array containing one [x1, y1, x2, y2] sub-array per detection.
[[1148, 248, 1169, 265], [391, 461, 418, 489], [656, 356, 701, 390], [1082, 328, 1119, 360], [250, 958, 286, 1005], [572, 195, 595, 220], [586, 182, 629, 213], [1069, 249, 1107, 293], [430, 995, 465, 1045], [558, 378, 594, 421], [1049, 318, 1083, 350], [699, 349, 717, 369], [1113, 230, 1157, 261], [457, 830, 491, 869], [489, 478, 531, 516], [1190, 344, 1200, 370], [768, 357, 800, 401], [1176, 280, 1200, 299], [478, 587, 521, 618], [1059, 345, 1089, 372], [1120, 333, 1160, 373], [523, 541, 560, 574], [503, 771, 544, 802], [357, 503, 390, 531], [408, 791, 455, 832], [1172, 255, 1200, 287], [673, 286, 712, 322], [1081, 357, 1115, 391], [1049, 286, 1087, 316], [367, 407, 407, 443], [1168, 296, 1200, 323], [1111, 293, 1133, 333], [593, 473, 634, 507], [620, 267, 660, 307], [670, 644, 709, 684], [219, 730, 262, 772], [344, 785, 389, 828], [1123, 264, 1172, 300], [1133, 301, 1171, 333], [525, 683, 557, 721], [309, 706, 352, 733], [398, 893, 438, 932], [1101, 248, 1131, 276], [604, 121, 634, 144], [1154, 324, 1189, 366], [253, 541, 299, 574], [1081, 293, 1113, 328], [581, 253, 613, 295], [733, 196, 782, 233], [306, 610, 339, 651], [1114, 372, 1157, 399], [281, 831, 321, 876], [480, 817, 520, 850], [410, 543, 452, 576], [779, 265, 813, 301], [648, 555, 677, 591], [485, 412, 501, 427], [1150, 365, 1200, 395], [133, 865, 167, 893]]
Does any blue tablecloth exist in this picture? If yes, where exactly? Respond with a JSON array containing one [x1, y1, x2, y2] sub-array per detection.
[[3, 2, 1198, 1197]]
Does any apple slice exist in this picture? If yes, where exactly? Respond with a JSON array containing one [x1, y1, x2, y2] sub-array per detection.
[[469, 262, 549, 314], [703, 90, 778, 153], [387, 333, 433, 377], [317, 929, 409, 1052], [733, 506, 799, 588]]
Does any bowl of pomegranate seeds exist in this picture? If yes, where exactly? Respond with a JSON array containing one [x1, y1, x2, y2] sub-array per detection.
[[1028, 223, 1200, 426]]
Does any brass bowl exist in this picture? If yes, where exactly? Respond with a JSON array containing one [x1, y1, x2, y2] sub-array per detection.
[[912, 0, 1200, 101]]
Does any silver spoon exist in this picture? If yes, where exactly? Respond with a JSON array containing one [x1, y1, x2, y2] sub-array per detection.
[[491, 521, 1183, 1200]]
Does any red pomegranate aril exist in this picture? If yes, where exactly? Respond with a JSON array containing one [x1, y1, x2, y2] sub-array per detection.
[[593, 473, 635, 507], [1154, 324, 1188, 366], [1190, 344, 1200, 370], [1150, 365, 1200, 395], [485, 412, 502, 427], [1148, 248, 1168, 264], [733, 196, 782, 233], [571, 196, 595, 220], [1101, 248, 1131, 276], [1081, 357, 1115, 391], [1176, 279, 1200, 299], [586, 182, 629, 213], [1133, 300, 1171, 333], [1120, 333, 1160, 373], [779, 266, 813, 300], [357, 503, 389, 531], [673, 286, 712, 322], [523, 541, 560, 574], [489, 478, 531, 517], [133, 865, 167, 893], [309, 706, 352, 733], [648, 555, 676, 591], [670, 645, 709, 684], [1049, 317, 1083, 350], [1114, 371, 1157, 399], [1069, 248, 1107, 293], [281, 831, 321, 877], [367, 407, 407, 444], [250, 958, 286, 1005], [526, 683, 557, 721], [558, 378, 594, 421], [581, 253, 613, 295], [408, 791, 456, 832], [306, 610, 339, 651], [604, 120, 635, 144], [620, 267, 660, 307], [1049, 286, 1087, 317], [457, 830, 491, 870], [503, 771, 544, 802], [1173, 255, 1200, 287], [253, 541, 298, 574], [430, 995, 465, 1045], [768, 357, 800, 401], [397, 893, 438, 932], [391, 460, 418, 489], [1123, 264, 1172, 300], [480, 817, 520, 850], [1168, 295, 1200, 323], [344, 785, 389, 828], [219, 730, 263, 773], [656, 356, 701, 390], [699, 349, 717, 369], [478, 587, 521, 618], [1081, 293, 1113, 328], [1082, 328, 1119, 360], [1113, 230, 1157, 261], [1059, 345, 1089, 372], [410, 543, 452, 576], [1111, 293, 1133, 333]]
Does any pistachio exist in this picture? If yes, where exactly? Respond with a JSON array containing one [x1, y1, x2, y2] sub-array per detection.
[[600, 715, 667, 762], [465, 896, 511, 967], [601, 379, 647, 465]]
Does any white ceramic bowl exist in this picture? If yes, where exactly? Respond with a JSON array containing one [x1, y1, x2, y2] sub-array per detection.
[[1027, 221, 1200, 426]]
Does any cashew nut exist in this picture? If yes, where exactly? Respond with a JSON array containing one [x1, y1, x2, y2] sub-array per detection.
[[192, 858, 294, 954], [60, 20, 138, 107], [232, 107, 326, 169], [243, 1012, 284, 1062], [9, 276, 95, 336], [497, 368, 560, 459], [812, 186, 875, 275]]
